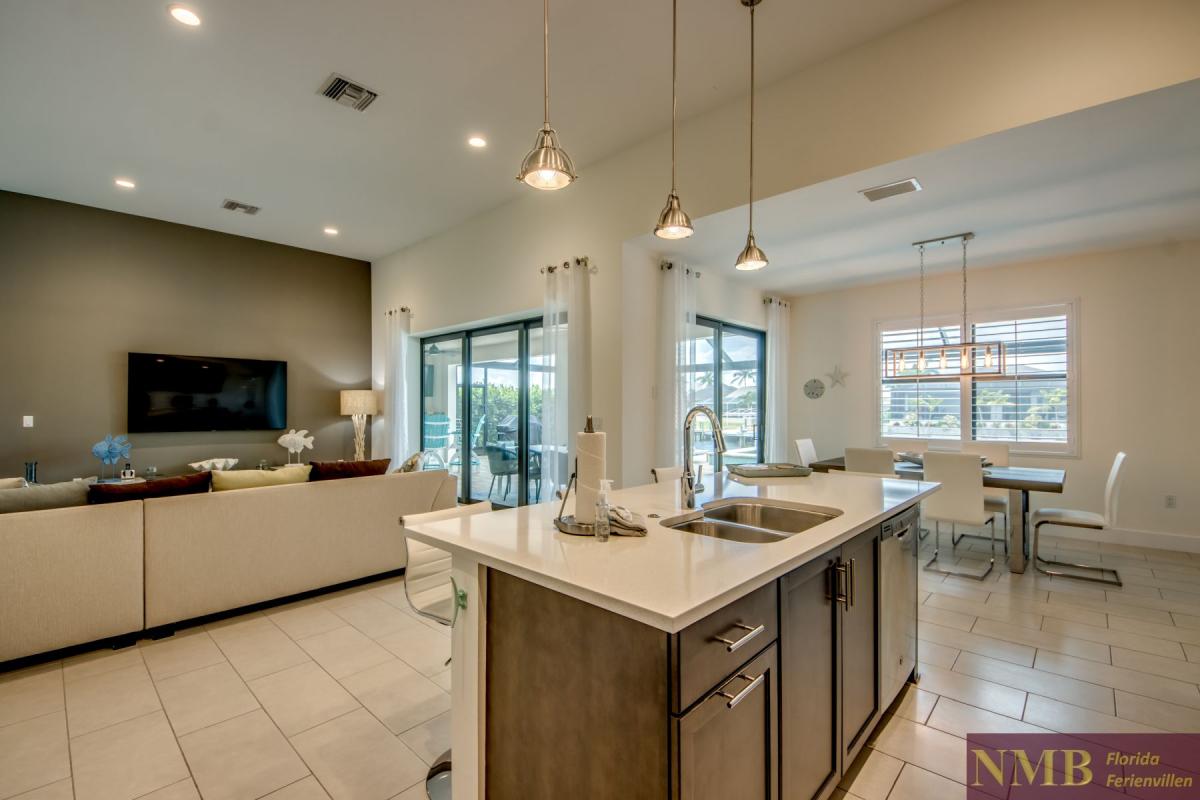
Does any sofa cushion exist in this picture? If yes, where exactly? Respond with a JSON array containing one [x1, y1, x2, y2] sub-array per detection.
[[309, 459, 391, 481], [0, 477, 28, 490], [0, 480, 90, 514], [89, 472, 212, 504], [211, 466, 312, 491]]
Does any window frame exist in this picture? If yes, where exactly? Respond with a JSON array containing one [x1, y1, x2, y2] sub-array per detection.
[[874, 301, 1078, 457], [694, 315, 767, 469]]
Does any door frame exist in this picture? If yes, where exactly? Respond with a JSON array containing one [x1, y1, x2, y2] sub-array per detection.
[[419, 318, 543, 507], [694, 316, 767, 469]]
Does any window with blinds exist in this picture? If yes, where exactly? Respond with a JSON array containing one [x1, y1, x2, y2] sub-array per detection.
[[878, 305, 1074, 453]]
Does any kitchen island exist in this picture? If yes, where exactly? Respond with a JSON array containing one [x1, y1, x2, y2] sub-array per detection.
[[404, 471, 938, 800]]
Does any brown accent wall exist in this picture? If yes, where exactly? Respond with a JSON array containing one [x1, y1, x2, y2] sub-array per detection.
[[0, 191, 371, 482]]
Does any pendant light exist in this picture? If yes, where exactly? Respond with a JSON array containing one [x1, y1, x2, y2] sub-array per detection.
[[882, 232, 1007, 380], [654, 0, 694, 239], [734, 0, 767, 271], [517, 0, 577, 190]]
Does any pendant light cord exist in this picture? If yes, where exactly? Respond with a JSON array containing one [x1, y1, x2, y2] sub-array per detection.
[[961, 237, 969, 338], [670, 0, 678, 193], [543, 0, 550, 126], [918, 244, 926, 350], [748, 2, 756, 233]]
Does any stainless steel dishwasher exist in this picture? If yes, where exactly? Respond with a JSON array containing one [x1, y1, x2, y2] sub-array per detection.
[[879, 504, 920, 705]]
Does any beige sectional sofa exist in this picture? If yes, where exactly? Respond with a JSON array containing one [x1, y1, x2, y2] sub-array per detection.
[[0, 469, 457, 663]]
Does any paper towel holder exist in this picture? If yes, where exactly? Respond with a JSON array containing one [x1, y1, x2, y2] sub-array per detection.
[[553, 458, 596, 536]]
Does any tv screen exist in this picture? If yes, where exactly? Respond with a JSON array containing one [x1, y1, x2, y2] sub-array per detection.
[[128, 353, 287, 432]]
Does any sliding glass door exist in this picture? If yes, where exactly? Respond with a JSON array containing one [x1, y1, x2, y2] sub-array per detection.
[[420, 319, 543, 508], [687, 317, 766, 471]]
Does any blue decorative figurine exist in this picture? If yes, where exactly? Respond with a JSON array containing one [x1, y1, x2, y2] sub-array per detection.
[[91, 434, 132, 481]]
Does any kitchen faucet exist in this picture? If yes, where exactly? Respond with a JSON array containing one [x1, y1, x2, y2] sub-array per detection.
[[682, 405, 727, 508]]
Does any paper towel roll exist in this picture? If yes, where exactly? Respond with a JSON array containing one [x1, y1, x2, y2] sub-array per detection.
[[575, 429, 606, 524]]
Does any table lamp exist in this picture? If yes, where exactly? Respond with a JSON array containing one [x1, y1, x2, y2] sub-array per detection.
[[340, 390, 379, 461]]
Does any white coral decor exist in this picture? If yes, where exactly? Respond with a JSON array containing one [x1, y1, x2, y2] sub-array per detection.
[[189, 458, 238, 472], [277, 429, 315, 464]]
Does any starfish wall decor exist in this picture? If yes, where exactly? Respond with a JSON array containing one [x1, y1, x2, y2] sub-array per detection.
[[826, 365, 849, 387]]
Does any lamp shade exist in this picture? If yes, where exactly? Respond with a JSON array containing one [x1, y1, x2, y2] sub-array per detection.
[[340, 390, 379, 416]]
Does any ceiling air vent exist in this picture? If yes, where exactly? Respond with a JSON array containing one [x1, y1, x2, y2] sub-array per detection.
[[318, 73, 378, 112], [859, 178, 922, 202], [221, 199, 260, 215]]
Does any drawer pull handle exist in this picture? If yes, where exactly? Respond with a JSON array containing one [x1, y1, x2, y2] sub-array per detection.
[[718, 672, 765, 709], [714, 623, 765, 653]]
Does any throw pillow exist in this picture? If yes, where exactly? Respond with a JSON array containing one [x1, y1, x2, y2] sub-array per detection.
[[397, 452, 423, 473], [211, 466, 312, 491], [308, 459, 391, 481], [88, 472, 212, 504], [0, 477, 28, 490], [0, 480, 90, 514]]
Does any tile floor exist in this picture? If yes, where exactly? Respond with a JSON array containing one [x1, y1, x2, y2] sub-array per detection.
[[0, 577, 449, 800], [4, 533, 1200, 800]]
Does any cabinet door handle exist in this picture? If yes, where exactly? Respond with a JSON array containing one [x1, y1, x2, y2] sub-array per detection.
[[847, 558, 856, 608], [713, 622, 765, 653], [717, 672, 765, 709], [831, 563, 849, 608]]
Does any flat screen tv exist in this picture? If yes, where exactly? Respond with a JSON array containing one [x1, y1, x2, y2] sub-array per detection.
[[128, 353, 287, 433]]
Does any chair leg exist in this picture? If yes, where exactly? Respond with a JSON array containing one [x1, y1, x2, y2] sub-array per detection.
[[489, 475, 497, 498], [925, 519, 994, 581], [1032, 521, 1122, 586]]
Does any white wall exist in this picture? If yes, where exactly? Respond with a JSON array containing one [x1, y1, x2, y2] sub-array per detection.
[[787, 239, 1200, 539], [372, 0, 1200, 487]]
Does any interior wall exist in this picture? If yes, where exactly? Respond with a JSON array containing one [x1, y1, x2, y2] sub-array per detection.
[[0, 191, 372, 482], [371, 0, 1200, 487], [787, 239, 1199, 538]]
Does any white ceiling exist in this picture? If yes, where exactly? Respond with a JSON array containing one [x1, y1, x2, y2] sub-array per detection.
[[649, 79, 1200, 294], [0, 0, 957, 261]]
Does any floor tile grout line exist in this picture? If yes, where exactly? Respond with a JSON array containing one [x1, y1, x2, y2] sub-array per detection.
[[0, 706, 69, 734], [138, 654, 198, 795], [130, 777, 194, 800]]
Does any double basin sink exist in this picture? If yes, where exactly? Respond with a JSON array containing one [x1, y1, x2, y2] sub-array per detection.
[[662, 498, 842, 544]]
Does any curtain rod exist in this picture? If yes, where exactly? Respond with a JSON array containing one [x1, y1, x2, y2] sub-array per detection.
[[659, 259, 701, 278], [540, 256, 596, 274], [763, 297, 789, 308], [383, 306, 411, 316]]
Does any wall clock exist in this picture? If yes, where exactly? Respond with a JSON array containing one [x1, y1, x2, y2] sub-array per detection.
[[804, 378, 826, 400]]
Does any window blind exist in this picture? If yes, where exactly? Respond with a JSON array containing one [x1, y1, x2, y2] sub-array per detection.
[[878, 306, 1073, 452]]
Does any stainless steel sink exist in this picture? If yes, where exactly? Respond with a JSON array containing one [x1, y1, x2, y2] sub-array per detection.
[[668, 518, 789, 544], [703, 501, 839, 535], [663, 500, 842, 544]]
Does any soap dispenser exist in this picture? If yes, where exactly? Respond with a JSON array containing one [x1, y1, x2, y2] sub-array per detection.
[[594, 479, 613, 542]]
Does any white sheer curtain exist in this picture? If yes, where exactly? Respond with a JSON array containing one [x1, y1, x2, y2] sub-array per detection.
[[656, 261, 700, 468], [764, 296, 790, 463], [383, 307, 412, 463], [541, 258, 593, 497]]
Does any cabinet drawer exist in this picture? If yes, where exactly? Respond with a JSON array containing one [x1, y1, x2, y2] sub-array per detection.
[[671, 581, 778, 713]]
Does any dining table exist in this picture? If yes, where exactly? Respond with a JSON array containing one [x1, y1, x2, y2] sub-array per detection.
[[808, 456, 1066, 573]]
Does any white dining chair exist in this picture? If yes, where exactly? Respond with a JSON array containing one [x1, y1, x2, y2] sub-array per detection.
[[400, 501, 494, 800], [959, 441, 1010, 555], [794, 438, 818, 467], [845, 447, 896, 476], [651, 465, 684, 484], [922, 451, 997, 580], [1030, 452, 1126, 586]]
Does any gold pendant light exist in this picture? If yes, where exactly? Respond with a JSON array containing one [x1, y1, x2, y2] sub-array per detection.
[[654, 0, 694, 239], [882, 232, 1008, 381], [734, 0, 767, 271], [517, 0, 577, 190]]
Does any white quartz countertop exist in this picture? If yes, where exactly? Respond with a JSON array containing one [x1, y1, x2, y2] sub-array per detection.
[[404, 472, 938, 633]]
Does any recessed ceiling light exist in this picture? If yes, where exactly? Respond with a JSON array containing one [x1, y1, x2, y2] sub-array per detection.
[[114, 178, 136, 189], [467, 136, 487, 148], [168, 4, 201, 26], [324, 227, 339, 236]]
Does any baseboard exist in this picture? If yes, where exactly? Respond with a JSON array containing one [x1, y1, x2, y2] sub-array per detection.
[[1041, 524, 1200, 554]]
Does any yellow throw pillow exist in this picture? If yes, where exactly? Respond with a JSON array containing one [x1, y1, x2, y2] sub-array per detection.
[[211, 466, 312, 491]]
